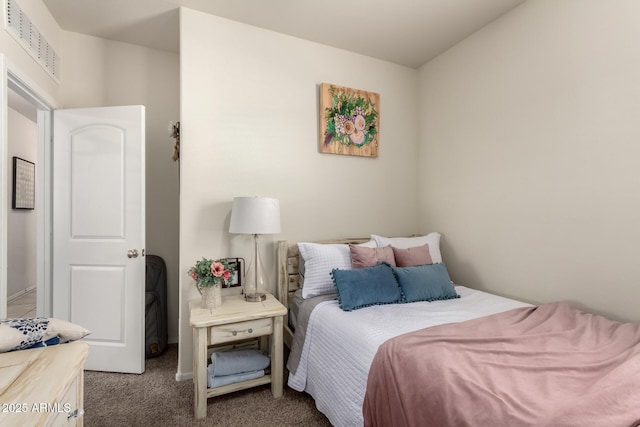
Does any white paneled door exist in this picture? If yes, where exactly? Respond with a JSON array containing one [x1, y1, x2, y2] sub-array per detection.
[[53, 106, 145, 373]]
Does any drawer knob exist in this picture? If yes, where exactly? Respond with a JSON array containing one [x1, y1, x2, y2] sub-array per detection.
[[248, 328, 253, 333], [68, 409, 85, 419], [232, 331, 237, 336]]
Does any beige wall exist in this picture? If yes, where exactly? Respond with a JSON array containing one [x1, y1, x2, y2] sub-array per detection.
[[61, 32, 181, 342], [178, 8, 419, 377], [418, 0, 640, 322]]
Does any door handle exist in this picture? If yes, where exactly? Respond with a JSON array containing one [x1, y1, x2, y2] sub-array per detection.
[[127, 249, 139, 259]]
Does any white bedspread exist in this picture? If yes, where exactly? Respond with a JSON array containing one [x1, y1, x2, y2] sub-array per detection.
[[288, 286, 531, 427]]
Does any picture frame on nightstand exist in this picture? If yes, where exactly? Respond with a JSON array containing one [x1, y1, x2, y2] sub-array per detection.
[[224, 257, 244, 288]]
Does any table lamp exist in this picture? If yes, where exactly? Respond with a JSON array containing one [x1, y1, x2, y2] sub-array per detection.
[[229, 197, 281, 302]]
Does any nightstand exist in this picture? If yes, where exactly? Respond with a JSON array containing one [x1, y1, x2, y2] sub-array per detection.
[[189, 293, 287, 419]]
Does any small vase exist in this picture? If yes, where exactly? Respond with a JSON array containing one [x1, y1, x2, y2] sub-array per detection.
[[201, 284, 222, 310]]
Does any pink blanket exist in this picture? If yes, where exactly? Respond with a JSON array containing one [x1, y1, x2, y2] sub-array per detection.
[[363, 302, 640, 427]]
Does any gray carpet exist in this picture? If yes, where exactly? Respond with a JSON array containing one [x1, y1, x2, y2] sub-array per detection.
[[84, 344, 331, 426]]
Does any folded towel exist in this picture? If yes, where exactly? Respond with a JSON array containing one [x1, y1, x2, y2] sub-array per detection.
[[210, 349, 270, 377], [207, 363, 265, 388]]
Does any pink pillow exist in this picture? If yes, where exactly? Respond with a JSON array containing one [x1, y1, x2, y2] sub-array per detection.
[[392, 244, 433, 267], [349, 244, 396, 268]]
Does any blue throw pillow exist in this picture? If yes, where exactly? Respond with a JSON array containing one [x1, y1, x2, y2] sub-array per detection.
[[392, 263, 460, 303], [331, 262, 402, 311]]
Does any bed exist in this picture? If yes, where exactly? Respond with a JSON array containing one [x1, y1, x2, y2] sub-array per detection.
[[275, 235, 640, 427]]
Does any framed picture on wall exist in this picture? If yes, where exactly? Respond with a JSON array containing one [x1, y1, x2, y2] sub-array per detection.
[[319, 82, 380, 158], [12, 157, 35, 210]]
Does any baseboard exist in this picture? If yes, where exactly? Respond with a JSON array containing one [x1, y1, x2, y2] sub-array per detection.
[[7, 284, 37, 302], [176, 371, 192, 381], [168, 337, 182, 381]]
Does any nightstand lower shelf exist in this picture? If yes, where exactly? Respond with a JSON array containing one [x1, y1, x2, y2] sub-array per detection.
[[206, 374, 272, 398]]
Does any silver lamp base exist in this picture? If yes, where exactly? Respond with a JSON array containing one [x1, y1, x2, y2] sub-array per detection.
[[244, 292, 266, 302]]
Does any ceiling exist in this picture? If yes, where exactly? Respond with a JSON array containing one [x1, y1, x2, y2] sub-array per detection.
[[42, 0, 525, 69]]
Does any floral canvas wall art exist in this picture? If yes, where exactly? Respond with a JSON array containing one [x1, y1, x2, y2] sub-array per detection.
[[319, 83, 380, 158]]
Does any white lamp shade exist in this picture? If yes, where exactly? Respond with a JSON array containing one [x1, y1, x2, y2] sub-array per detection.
[[229, 197, 281, 234]]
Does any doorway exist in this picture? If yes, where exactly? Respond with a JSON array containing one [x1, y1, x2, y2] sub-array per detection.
[[6, 85, 38, 317], [1, 62, 54, 319]]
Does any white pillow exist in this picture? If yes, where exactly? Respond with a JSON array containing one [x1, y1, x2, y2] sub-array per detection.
[[48, 318, 91, 342], [371, 233, 442, 263], [298, 241, 375, 299], [0, 317, 90, 353]]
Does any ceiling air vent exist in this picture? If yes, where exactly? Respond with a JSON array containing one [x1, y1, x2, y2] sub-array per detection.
[[5, 0, 60, 81]]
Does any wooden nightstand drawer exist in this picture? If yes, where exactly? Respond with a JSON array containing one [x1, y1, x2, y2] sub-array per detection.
[[210, 318, 272, 344]]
